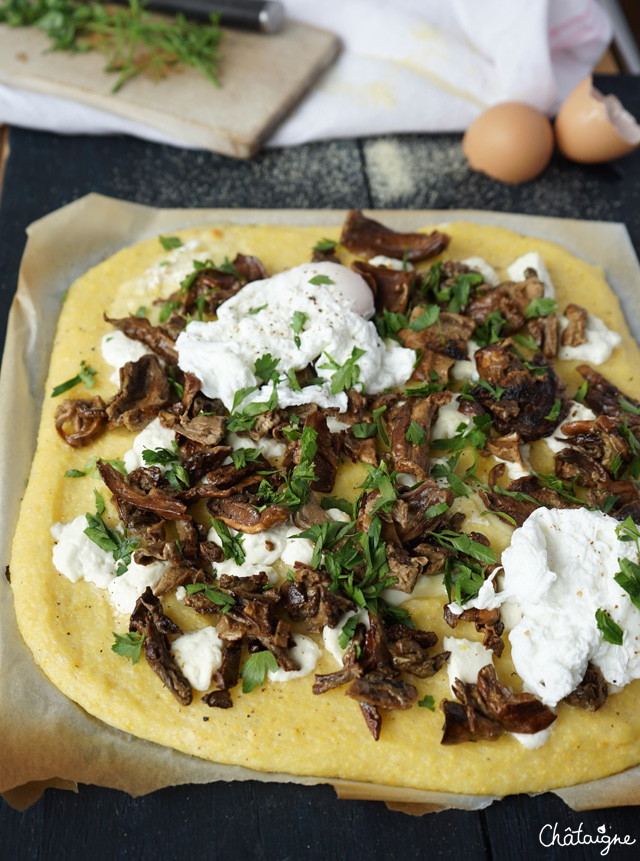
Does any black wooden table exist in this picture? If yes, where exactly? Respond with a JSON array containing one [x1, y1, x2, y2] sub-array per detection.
[[2, 76, 640, 861]]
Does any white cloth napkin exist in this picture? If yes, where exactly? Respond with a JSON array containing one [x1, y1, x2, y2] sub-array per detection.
[[0, 0, 611, 148]]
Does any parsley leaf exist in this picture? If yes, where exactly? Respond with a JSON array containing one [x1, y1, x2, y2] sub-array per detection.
[[257, 425, 318, 510], [338, 614, 360, 650], [614, 558, 640, 611], [373, 307, 409, 341], [254, 353, 281, 384], [428, 529, 496, 566], [65, 455, 127, 479], [84, 490, 138, 575], [360, 461, 397, 515], [294, 519, 356, 569], [227, 382, 278, 433], [308, 274, 335, 286], [474, 311, 507, 348], [525, 298, 558, 319], [320, 346, 366, 395], [478, 379, 505, 401], [313, 238, 338, 253], [112, 632, 145, 664], [595, 608, 624, 646], [51, 361, 97, 397], [248, 303, 268, 315], [409, 305, 440, 332], [291, 311, 308, 348], [209, 518, 246, 566], [417, 694, 436, 711], [184, 583, 236, 613], [229, 448, 263, 469], [159, 235, 182, 250], [619, 397, 640, 417], [544, 398, 563, 422], [573, 381, 589, 404], [405, 420, 427, 446], [159, 300, 181, 323], [241, 650, 279, 693], [142, 444, 190, 491]]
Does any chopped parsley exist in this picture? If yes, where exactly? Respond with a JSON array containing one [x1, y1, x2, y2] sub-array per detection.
[[158, 300, 181, 323], [51, 361, 97, 397], [184, 583, 236, 613], [229, 448, 263, 469], [409, 305, 440, 332], [257, 425, 318, 510], [352, 405, 389, 447], [248, 303, 268, 315], [417, 694, 436, 711], [241, 650, 279, 693], [142, 443, 190, 491], [338, 614, 360, 650], [111, 632, 145, 664], [65, 455, 126, 479], [320, 346, 366, 395], [573, 380, 589, 404], [405, 420, 427, 446], [254, 353, 281, 384], [313, 238, 338, 253], [291, 311, 307, 348], [84, 490, 138, 575], [308, 274, 335, 286], [293, 519, 356, 569], [525, 297, 558, 319], [614, 558, 640, 611], [473, 311, 507, 348], [595, 609, 624, 646], [209, 517, 246, 566], [544, 398, 563, 422], [478, 379, 505, 401], [359, 460, 397, 516], [158, 235, 182, 251], [374, 307, 408, 341], [226, 382, 278, 433]]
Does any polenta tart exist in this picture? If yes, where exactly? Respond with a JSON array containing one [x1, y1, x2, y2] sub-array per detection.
[[10, 211, 640, 797]]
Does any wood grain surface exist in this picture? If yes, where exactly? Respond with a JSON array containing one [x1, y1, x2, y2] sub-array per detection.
[[1, 75, 640, 860], [0, 19, 339, 157]]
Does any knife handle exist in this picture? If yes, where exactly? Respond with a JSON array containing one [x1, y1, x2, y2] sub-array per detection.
[[127, 1, 286, 34]]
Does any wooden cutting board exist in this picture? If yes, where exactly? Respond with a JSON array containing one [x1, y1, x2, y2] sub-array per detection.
[[0, 19, 339, 157]]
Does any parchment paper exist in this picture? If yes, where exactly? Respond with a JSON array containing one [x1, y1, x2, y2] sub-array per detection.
[[2, 195, 640, 813]]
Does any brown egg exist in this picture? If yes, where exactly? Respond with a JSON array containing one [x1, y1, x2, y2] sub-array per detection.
[[463, 102, 554, 184], [555, 76, 640, 164]]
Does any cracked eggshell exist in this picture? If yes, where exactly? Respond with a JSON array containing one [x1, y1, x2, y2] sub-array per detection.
[[462, 102, 554, 184], [555, 76, 640, 164]]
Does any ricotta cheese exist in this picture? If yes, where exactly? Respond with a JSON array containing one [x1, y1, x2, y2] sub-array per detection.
[[171, 627, 224, 691], [101, 330, 150, 384], [499, 508, 640, 706], [267, 634, 322, 682], [450, 339, 480, 382], [507, 252, 555, 298], [544, 400, 596, 454], [175, 262, 415, 412], [431, 394, 473, 440], [123, 417, 176, 475], [558, 313, 622, 364]]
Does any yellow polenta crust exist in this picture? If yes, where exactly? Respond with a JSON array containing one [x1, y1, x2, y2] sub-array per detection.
[[10, 221, 640, 797]]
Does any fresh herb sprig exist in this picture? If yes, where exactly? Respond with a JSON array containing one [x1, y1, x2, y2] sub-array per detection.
[[0, 0, 223, 93]]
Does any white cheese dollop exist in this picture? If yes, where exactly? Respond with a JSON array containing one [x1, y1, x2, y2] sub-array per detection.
[[51, 516, 168, 614], [431, 394, 473, 440], [51, 515, 117, 589], [507, 252, 555, 298], [498, 508, 640, 707], [461, 257, 499, 287], [558, 313, 622, 364], [323, 608, 370, 666], [171, 626, 224, 691], [226, 431, 286, 461], [443, 635, 553, 749], [101, 330, 151, 384], [123, 417, 176, 474], [451, 339, 480, 382], [207, 522, 290, 583], [545, 400, 596, 454], [175, 262, 415, 412], [267, 634, 322, 682], [443, 636, 494, 688], [107, 559, 169, 616]]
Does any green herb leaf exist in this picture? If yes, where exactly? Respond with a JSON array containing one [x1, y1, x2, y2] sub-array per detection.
[[595, 608, 624, 645], [159, 300, 182, 323], [184, 583, 235, 612], [291, 311, 308, 348], [51, 361, 97, 397], [405, 420, 427, 446], [210, 518, 246, 566], [338, 614, 360, 650], [474, 311, 507, 348], [417, 694, 436, 711], [478, 380, 505, 401], [424, 502, 449, 520], [373, 307, 409, 341], [573, 381, 589, 404], [619, 397, 640, 417], [525, 298, 558, 319], [614, 558, 640, 611], [308, 274, 335, 286], [513, 333, 540, 351], [248, 304, 268, 315], [111, 632, 145, 664], [409, 305, 440, 332], [320, 346, 366, 395], [254, 353, 281, 384], [313, 238, 338, 253], [230, 448, 263, 469], [241, 650, 279, 693], [544, 398, 563, 422], [159, 235, 182, 251]]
